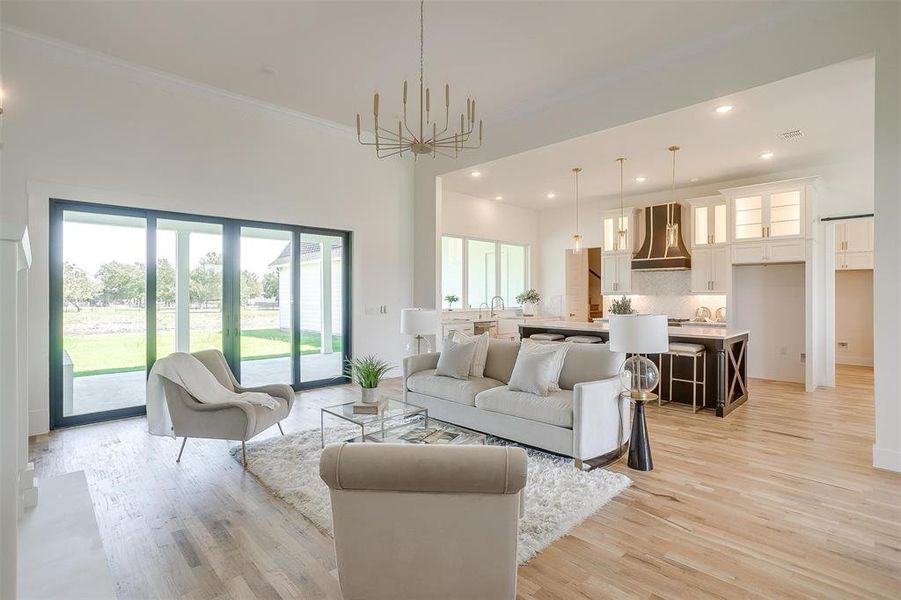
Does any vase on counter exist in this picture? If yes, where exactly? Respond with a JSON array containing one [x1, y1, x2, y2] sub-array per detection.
[[522, 301, 537, 317]]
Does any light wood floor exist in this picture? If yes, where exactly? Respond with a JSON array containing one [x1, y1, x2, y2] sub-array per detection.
[[31, 366, 900, 599]]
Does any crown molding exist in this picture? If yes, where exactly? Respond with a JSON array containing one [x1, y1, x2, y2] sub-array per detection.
[[1, 24, 358, 136]]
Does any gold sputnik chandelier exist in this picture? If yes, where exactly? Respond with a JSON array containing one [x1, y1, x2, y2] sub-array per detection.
[[355, 0, 483, 159]]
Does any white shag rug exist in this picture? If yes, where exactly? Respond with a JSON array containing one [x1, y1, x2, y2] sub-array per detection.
[[231, 426, 631, 564]]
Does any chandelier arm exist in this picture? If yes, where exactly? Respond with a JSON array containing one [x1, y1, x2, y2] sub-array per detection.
[[376, 126, 410, 142]]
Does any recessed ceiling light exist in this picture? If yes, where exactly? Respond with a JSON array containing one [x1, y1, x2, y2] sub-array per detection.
[[635, 176, 647, 183], [690, 177, 700, 183], [495, 195, 503, 201], [546, 192, 556, 199], [471, 171, 481, 177], [760, 151, 774, 160], [715, 104, 734, 114]]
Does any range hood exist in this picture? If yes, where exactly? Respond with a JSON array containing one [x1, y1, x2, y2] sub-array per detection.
[[632, 203, 692, 271]]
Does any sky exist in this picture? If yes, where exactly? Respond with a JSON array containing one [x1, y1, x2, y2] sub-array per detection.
[[63, 221, 291, 276]]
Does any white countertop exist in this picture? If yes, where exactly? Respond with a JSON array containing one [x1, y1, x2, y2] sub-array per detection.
[[522, 319, 749, 340]]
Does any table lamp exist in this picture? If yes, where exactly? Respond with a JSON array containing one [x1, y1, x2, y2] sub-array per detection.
[[400, 308, 438, 355], [609, 313, 668, 471], [609, 314, 668, 399]]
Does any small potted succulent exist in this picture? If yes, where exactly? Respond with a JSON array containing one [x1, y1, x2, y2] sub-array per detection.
[[610, 295, 633, 315], [516, 289, 542, 317], [345, 354, 393, 403], [444, 294, 460, 310]]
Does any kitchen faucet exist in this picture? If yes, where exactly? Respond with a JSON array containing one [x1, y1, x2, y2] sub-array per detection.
[[478, 302, 490, 319], [490, 296, 505, 317]]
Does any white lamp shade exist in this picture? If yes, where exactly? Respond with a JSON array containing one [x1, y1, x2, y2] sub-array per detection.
[[400, 308, 438, 335], [608, 314, 669, 354]]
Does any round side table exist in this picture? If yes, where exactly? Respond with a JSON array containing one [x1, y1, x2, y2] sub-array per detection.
[[622, 392, 657, 471]]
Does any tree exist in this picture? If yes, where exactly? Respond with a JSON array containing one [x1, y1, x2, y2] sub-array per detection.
[[157, 258, 176, 306], [190, 251, 222, 307], [240, 270, 261, 306], [262, 270, 280, 301], [96, 261, 145, 305], [63, 262, 99, 311]]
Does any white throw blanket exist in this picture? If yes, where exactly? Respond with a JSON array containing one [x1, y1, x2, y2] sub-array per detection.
[[147, 352, 279, 438]]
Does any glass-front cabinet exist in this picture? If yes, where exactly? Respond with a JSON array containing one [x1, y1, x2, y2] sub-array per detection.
[[722, 179, 813, 265], [689, 196, 728, 247], [601, 209, 636, 254]]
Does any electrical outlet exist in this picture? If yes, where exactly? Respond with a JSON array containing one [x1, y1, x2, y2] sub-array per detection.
[[838, 341, 849, 348], [800, 352, 806, 364]]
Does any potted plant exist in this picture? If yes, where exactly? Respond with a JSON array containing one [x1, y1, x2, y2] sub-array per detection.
[[516, 289, 541, 317], [345, 354, 393, 403], [610, 295, 633, 315], [444, 294, 459, 310]]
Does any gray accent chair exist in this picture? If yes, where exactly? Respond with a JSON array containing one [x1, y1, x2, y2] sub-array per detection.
[[320, 443, 527, 600], [160, 349, 295, 466]]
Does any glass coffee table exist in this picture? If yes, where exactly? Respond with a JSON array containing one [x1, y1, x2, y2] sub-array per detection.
[[320, 399, 486, 447]]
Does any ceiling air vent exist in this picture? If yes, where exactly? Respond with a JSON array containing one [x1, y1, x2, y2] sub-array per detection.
[[777, 129, 805, 141]]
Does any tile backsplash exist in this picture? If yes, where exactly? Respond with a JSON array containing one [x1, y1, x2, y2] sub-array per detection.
[[603, 270, 726, 319]]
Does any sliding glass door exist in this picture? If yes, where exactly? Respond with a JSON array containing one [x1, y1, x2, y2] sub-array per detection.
[[239, 226, 294, 387], [50, 200, 351, 428]]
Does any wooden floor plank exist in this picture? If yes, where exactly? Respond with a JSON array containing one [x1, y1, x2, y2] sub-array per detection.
[[31, 365, 900, 599]]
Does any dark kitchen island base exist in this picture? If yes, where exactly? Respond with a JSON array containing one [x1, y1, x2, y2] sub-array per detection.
[[520, 322, 750, 417]]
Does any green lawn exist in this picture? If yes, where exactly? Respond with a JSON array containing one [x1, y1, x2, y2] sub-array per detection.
[[65, 328, 343, 377]]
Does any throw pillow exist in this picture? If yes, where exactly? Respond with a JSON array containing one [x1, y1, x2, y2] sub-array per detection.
[[436, 335, 478, 379], [508, 349, 560, 396], [520, 339, 572, 392], [449, 330, 489, 377]]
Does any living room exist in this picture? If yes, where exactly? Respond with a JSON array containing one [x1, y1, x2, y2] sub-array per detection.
[[0, 2, 898, 600]]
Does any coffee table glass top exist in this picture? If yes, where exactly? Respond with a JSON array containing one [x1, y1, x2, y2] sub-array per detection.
[[321, 398, 426, 426]]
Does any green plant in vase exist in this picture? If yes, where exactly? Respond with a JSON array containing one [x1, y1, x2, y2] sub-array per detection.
[[345, 354, 393, 403], [444, 294, 459, 310], [610, 295, 633, 315], [515, 289, 542, 316]]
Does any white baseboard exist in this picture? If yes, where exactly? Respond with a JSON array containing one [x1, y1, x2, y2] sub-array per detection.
[[873, 445, 901, 472], [835, 355, 874, 367]]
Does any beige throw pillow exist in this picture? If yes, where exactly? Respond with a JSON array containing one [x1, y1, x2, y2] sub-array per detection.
[[436, 335, 478, 380], [449, 330, 489, 377], [519, 339, 572, 393], [508, 350, 560, 396]]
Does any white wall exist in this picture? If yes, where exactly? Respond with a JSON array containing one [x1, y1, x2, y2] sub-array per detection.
[[733, 263, 806, 384], [835, 269, 874, 367], [1, 29, 414, 434]]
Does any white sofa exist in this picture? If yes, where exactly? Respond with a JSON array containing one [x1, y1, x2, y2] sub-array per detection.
[[403, 339, 630, 465]]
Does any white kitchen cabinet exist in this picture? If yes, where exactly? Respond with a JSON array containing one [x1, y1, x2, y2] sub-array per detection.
[[731, 238, 805, 264], [601, 208, 636, 254], [441, 320, 474, 341], [722, 179, 814, 265], [836, 252, 874, 270], [691, 246, 730, 293], [690, 196, 728, 247], [602, 253, 632, 295], [835, 218, 873, 252]]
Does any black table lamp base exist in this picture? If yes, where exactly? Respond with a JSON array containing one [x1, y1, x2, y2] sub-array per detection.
[[627, 397, 653, 471]]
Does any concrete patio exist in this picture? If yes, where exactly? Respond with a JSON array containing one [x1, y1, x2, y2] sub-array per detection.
[[67, 353, 344, 417]]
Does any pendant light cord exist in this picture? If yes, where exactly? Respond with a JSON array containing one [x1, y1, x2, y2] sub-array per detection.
[[575, 169, 580, 234]]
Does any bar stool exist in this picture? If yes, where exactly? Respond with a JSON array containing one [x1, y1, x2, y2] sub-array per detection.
[[662, 342, 707, 412], [529, 333, 564, 343], [564, 335, 603, 344]]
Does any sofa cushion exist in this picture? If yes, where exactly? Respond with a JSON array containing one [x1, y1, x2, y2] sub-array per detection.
[[406, 370, 505, 406], [483, 339, 521, 384], [558, 343, 624, 390], [436, 335, 478, 379], [475, 386, 573, 428]]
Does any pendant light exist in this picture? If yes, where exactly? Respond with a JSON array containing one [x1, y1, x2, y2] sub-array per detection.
[[666, 145, 681, 248], [571, 167, 583, 254], [616, 157, 628, 251]]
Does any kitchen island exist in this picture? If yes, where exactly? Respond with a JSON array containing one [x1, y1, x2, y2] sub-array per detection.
[[520, 320, 750, 417]]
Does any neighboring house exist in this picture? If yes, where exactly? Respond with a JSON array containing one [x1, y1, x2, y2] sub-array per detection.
[[269, 241, 343, 342]]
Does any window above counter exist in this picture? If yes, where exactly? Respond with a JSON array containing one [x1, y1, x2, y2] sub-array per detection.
[[440, 235, 529, 310]]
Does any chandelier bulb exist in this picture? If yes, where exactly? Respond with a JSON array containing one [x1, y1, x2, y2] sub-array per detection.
[[403, 81, 408, 104], [445, 84, 450, 107], [426, 87, 430, 113], [356, 114, 361, 137], [373, 93, 379, 116]]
